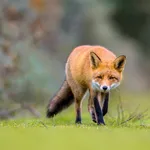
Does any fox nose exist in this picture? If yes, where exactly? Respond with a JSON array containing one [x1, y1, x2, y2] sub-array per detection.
[[102, 86, 108, 91]]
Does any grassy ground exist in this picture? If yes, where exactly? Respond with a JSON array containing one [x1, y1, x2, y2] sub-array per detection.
[[1, 118, 150, 150], [0, 92, 150, 150], [1, 112, 150, 150]]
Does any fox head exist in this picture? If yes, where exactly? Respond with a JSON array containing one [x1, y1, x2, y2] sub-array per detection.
[[90, 52, 126, 93]]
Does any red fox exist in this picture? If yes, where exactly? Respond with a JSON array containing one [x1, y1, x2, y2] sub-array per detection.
[[47, 45, 126, 125]]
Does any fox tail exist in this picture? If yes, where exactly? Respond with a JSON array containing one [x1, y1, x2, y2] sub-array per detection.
[[46, 80, 74, 118]]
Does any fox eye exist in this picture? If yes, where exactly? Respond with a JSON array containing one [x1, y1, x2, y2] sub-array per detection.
[[109, 76, 117, 80], [97, 75, 103, 79]]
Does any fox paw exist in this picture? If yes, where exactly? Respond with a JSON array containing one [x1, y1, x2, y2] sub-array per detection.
[[46, 109, 55, 118]]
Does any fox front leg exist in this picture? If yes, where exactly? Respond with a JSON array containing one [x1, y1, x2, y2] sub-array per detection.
[[102, 92, 109, 116], [93, 94, 105, 125], [88, 95, 96, 123]]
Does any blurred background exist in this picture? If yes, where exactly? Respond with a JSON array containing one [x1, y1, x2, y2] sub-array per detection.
[[0, 0, 150, 120]]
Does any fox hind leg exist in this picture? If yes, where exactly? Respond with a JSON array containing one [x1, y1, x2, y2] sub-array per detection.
[[71, 85, 86, 124], [75, 100, 82, 124]]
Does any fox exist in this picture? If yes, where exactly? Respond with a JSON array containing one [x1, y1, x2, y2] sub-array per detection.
[[46, 45, 126, 125]]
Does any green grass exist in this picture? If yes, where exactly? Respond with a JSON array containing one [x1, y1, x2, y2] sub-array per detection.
[[1, 119, 150, 150], [1, 112, 150, 150], [1, 93, 150, 150]]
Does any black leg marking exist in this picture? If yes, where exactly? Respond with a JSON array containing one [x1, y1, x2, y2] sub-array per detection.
[[94, 96, 105, 125], [89, 109, 96, 123], [75, 109, 81, 124], [102, 93, 109, 116], [91, 111, 97, 123]]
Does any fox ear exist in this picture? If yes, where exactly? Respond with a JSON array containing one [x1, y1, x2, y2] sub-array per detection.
[[90, 52, 101, 69], [114, 55, 126, 72]]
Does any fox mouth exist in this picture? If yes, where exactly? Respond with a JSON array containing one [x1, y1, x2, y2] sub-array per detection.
[[92, 80, 120, 92], [92, 80, 110, 92]]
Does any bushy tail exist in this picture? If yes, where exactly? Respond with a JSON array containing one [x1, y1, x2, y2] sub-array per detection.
[[46, 80, 74, 118]]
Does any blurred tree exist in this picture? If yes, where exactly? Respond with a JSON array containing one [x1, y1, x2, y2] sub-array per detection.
[[30, 0, 46, 12], [112, 0, 150, 56], [0, 0, 149, 120]]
